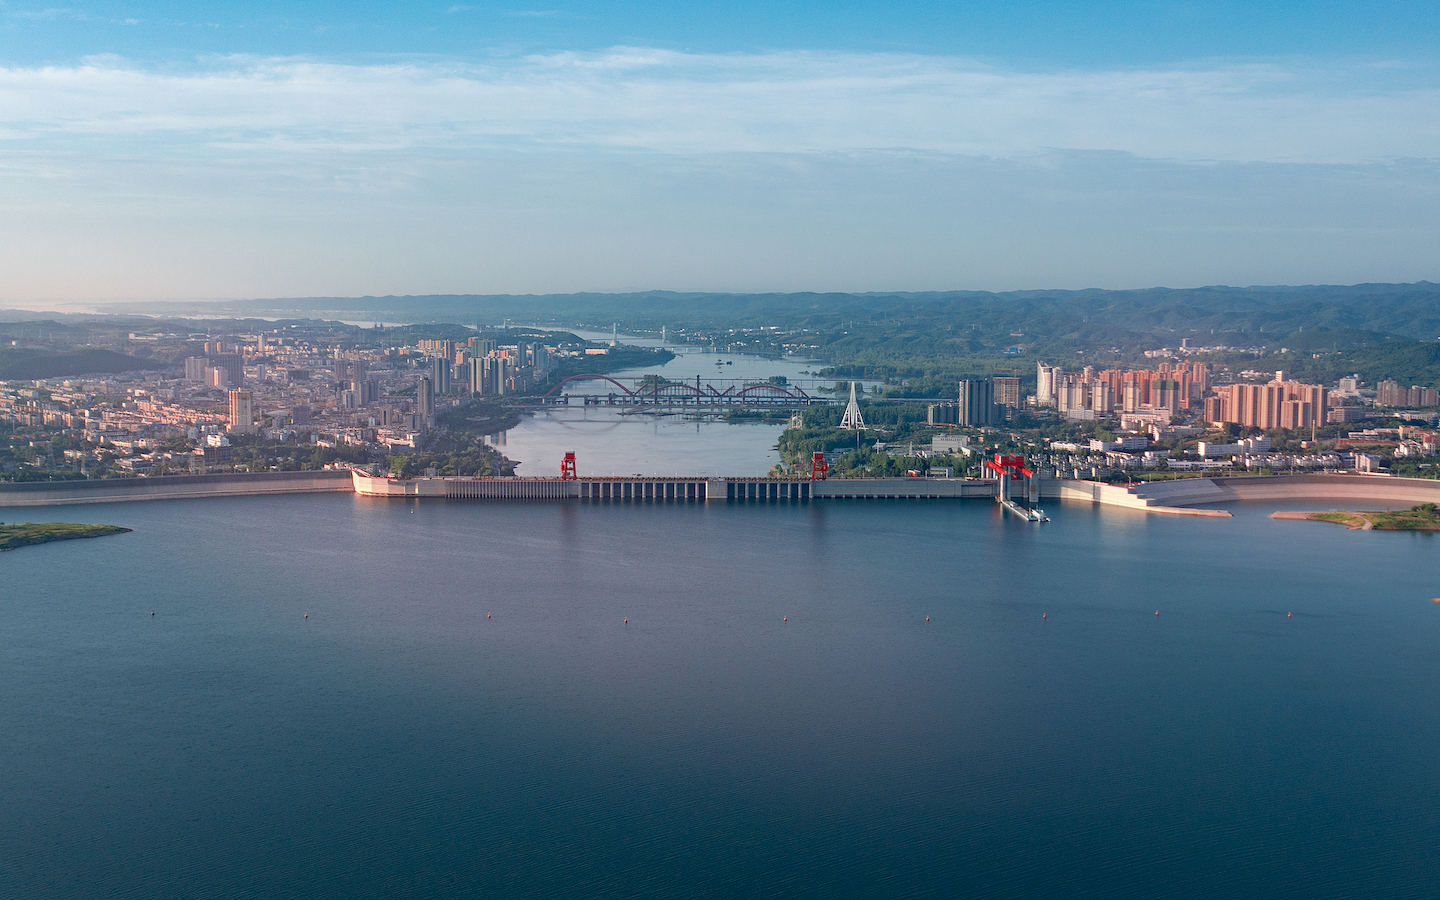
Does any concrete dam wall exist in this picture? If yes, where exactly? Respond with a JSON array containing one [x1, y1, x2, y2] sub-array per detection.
[[0, 470, 354, 507], [6, 468, 1436, 514]]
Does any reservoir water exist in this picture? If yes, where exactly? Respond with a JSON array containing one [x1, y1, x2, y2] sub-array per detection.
[[488, 332, 858, 477], [4, 495, 1438, 898]]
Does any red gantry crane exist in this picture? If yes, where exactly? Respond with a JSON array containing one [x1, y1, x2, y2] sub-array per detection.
[[810, 451, 828, 481], [983, 453, 1048, 522]]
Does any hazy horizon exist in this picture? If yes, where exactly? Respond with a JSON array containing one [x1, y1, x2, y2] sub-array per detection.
[[10, 279, 1440, 320]]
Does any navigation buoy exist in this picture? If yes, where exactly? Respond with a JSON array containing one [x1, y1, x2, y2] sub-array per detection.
[[1155, 611, 1159, 616], [624, 618, 628, 624], [925, 616, 930, 622], [304, 614, 308, 618], [1288, 612, 1292, 617], [1042, 614, 1046, 619], [783, 616, 787, 622], [487, 613, 491, 618], [150, 611, 154, 616]]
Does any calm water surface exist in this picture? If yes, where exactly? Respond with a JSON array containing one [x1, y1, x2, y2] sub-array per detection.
[[490, 335, 862, 477], [4, 496, 1439, 898]]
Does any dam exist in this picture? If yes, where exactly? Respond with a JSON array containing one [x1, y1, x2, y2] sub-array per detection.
[[348, 469, 1440, 517], [2, 466, 1437, 516], [349, 469, 999, 502]]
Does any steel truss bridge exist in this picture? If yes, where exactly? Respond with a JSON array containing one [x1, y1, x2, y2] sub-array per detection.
[[536, 375, 831, 407]]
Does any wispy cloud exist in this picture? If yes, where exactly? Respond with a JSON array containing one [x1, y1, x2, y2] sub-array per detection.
[[0, 49, 1434, 163], [447, 6, 563, 16], [7, 6, 138, 23]]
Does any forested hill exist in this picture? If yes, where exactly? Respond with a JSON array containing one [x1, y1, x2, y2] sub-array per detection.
[[0, 348, 154, 380], [200, 282, 1440, 353]]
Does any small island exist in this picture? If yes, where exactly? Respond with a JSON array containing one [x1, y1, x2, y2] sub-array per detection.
[[1272, 503, 1440, 532], [0, 522, 133, 551]]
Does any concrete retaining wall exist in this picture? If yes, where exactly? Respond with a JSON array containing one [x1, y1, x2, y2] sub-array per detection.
[[0, 470, 354, 507], [1039, 479, 1232, 517], [1041, 474, 1440, 516], [1136, 474, 1440, 508]]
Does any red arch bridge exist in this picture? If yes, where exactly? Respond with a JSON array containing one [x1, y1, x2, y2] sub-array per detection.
[[539, 375, 829, 407]]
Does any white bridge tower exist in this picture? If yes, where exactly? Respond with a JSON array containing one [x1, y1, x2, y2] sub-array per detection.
[[840, 381, 865, 430]]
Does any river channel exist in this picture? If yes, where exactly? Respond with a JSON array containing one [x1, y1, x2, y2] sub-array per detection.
[[486, 330, 865, 477]]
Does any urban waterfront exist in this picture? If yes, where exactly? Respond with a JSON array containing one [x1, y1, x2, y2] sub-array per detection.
[[4, 495, 1438, 898]]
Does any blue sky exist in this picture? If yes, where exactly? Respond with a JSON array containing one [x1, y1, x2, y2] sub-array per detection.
[[6, 2, 1438, 65], [1, 2, 1437, 301]]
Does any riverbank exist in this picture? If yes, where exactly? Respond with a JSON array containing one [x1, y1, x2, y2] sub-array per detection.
[[0, 522, 131, 551]]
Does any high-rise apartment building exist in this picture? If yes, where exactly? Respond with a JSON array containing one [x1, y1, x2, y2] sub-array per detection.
[[1376, 380, 1403, 406], [228, 389, 255, 434], [958, 378, 998, 426], [417, 376, 435, 426], [1153, 379, 1182, 413], [1036, 363, 1062, 406], [1377, 379, 1438, 407], [334, 357, 368, 383], [927, 403, 958, 425], [1090, 381, 1113, 414], [1208, 380, 1327, 429], [188, 353, 242, 386], [469, 355, 509, 396], [347, 379, 378, 405], [1055, 376, 1088, 415], [418, 339, 455, 360], [993, 376, 1020, 409], [429, 356, 451, 395], [209, 354, 243, 387]]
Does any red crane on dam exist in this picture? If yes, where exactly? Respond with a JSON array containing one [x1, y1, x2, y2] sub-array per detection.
[[984, 453, 1048, 522], [810, 452, 828, 481]]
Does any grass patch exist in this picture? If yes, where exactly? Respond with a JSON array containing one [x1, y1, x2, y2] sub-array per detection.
[[0, 522, 132, 551], [1311, 512, 1363, 526], [1369, 503, 1440, 531]]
